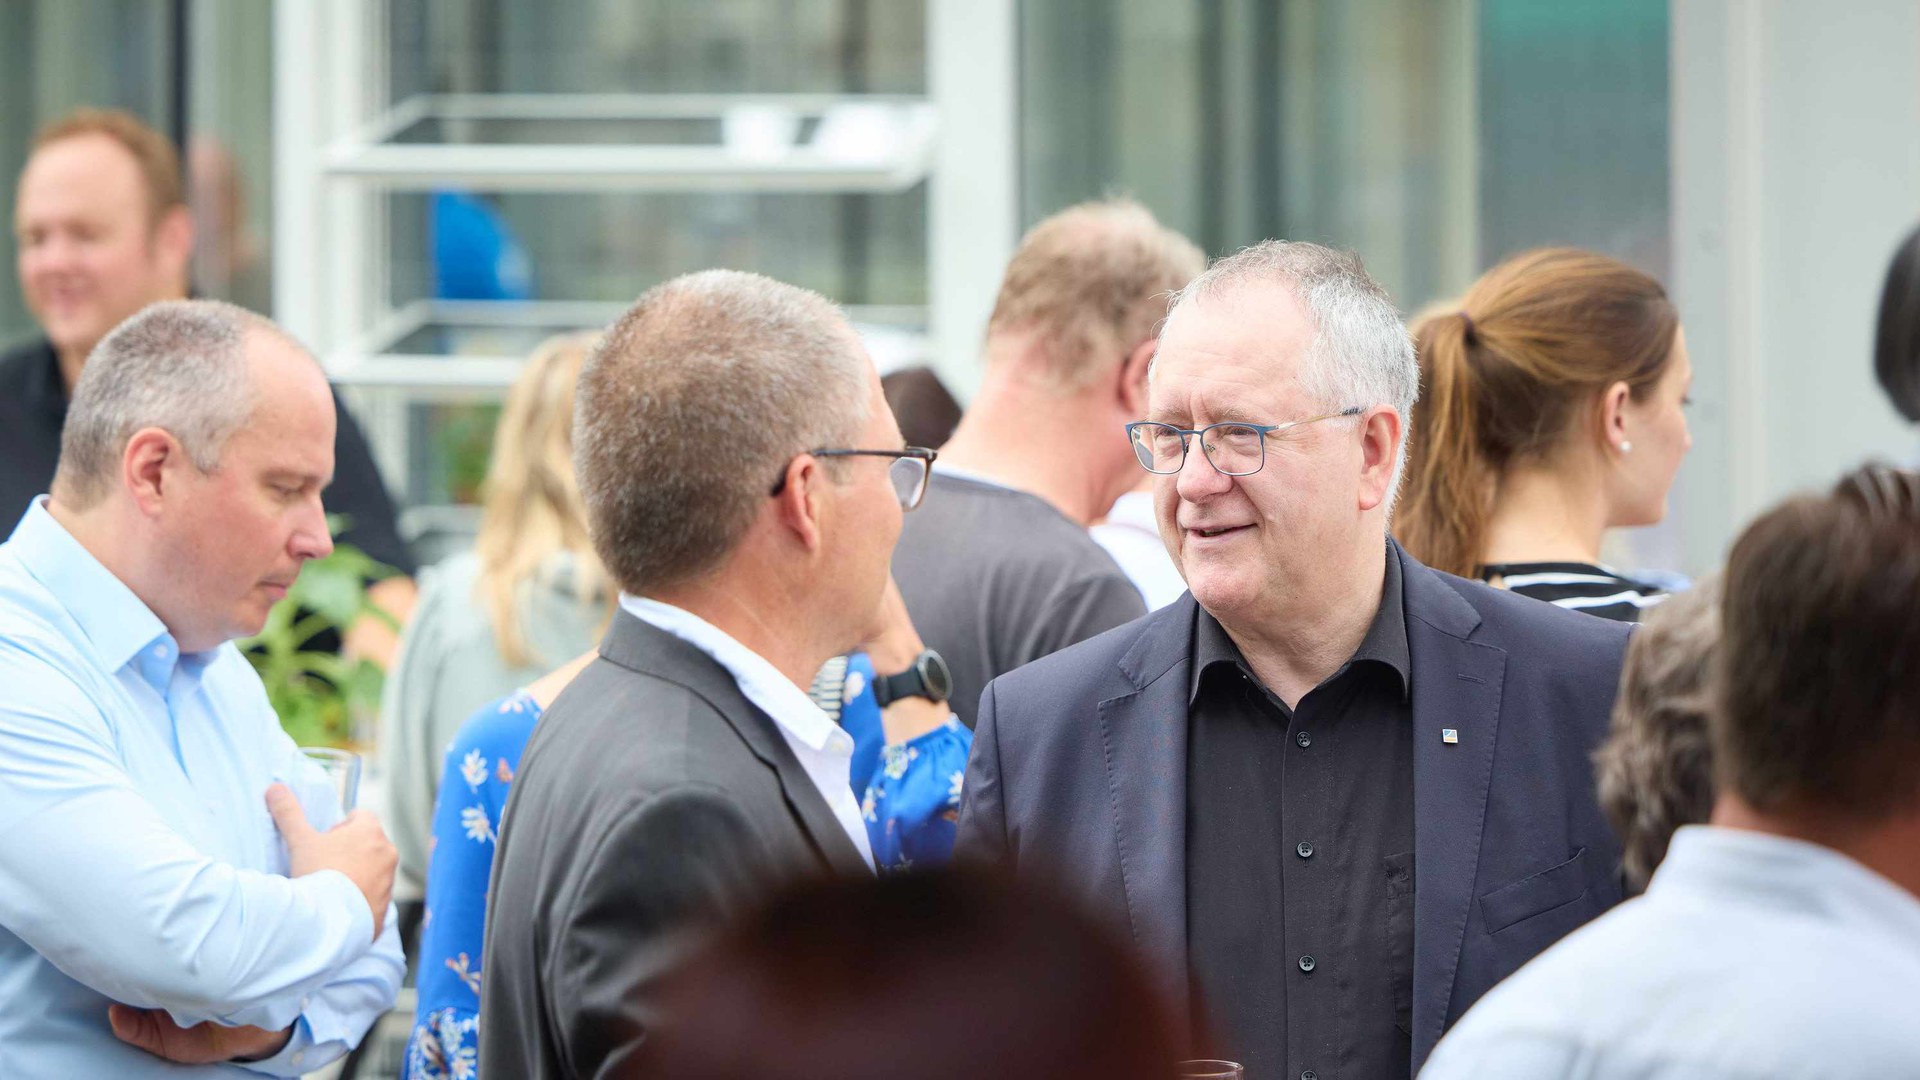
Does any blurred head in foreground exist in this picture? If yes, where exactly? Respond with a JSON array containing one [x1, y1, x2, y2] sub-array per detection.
[[644, 869, 1184, 1080]]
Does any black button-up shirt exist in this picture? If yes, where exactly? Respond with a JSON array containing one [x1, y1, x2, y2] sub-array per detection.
[[1186, 546, 1415, 1080], [0, 335, 417, 577]]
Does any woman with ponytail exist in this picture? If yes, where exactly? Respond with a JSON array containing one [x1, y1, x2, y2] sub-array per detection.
[[1395, 248, 1693, 621]]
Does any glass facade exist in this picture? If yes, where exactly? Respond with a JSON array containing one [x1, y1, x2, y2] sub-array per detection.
[[0, 0, 274, 347], [1, 0, 1675, 549], [1021, 0, 1668, 317]]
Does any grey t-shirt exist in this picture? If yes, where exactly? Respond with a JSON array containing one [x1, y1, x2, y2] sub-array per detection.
[[892, 472, 1149, 728]]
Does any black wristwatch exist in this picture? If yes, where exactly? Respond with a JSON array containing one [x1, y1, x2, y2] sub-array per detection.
[[872, 649, 953, 708]]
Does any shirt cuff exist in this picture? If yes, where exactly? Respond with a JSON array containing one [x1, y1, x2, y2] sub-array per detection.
[[311, 867, 377, 946], [233, 1014, 318, 1077]]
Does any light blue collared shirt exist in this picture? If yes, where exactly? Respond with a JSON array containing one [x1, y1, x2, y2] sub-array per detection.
[[1423, 825, 1920, 1079], [0, 500, 404, 1078]]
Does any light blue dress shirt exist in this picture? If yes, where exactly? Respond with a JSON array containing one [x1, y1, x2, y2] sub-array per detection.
[[1423, 825, 1920, 1079], [0, 500, 404, 1078]]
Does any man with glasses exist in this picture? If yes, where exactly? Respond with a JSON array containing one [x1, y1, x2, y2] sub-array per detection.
[[891, 198, 1206, 728], [957, 241, 1633, 1080], [481, 270, 932, 1079]]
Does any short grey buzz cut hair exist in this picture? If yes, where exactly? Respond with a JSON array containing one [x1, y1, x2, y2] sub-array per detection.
[[1165, 240, 1420, 502], [574, 269, 872, 595], [55, 299, 281, 509]]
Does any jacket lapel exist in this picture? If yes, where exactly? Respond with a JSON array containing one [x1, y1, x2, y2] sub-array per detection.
[[599, 611, 871, 878], [1397, 548, 1507, 1067], [1098, 595, 1200, 1027]]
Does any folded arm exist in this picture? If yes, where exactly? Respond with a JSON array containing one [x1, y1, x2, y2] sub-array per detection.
[[0, 660, 378, 1029]]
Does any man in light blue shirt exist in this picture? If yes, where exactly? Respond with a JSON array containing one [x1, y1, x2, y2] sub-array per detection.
[[0, 299, 404, 1077], [1424, 465, 1920, 1079]]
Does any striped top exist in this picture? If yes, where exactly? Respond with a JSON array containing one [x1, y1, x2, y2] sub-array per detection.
[[1478, 561, 1668, 622]]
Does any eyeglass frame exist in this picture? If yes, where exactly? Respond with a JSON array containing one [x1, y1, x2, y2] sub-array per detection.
[[1125, 406, 1365, 476], [768, 446, 939, 510]]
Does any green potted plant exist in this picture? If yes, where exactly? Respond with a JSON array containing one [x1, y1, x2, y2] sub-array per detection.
[[241, 525, 400, 749]]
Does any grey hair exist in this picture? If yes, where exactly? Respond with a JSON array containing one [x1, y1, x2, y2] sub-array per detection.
[[55, 299, 273, 508], [1165, 240, 1420, 504], [573, 270, 872, 594], [1594, 576, 1722, 893]]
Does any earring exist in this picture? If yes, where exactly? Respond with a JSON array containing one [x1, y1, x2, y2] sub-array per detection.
[[1619, 441, 1634, 454]]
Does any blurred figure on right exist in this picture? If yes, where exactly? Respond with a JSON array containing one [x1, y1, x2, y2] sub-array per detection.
[[892, 198, 1204, 727], [1423, 463, 1920, 1079], [1873, 224, 1920, 459], [1396, 248, 1693, 621], [1593, 576, 1721, 894], [642, 869, 1184, 1080]]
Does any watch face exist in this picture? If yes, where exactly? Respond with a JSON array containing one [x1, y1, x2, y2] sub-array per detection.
[[919, 650, 954, 701]]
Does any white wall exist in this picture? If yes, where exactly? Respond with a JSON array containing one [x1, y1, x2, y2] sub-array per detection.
[[1671, 0, 1920, 573]]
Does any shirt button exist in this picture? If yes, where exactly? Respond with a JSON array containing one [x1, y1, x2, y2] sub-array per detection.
[[1295, 730, 1312, 748], [1296, 841, 1314, 859], [1302, 1072, 1318, 1080], [1298, 954, 1316, 973], [290, 1050, 304, 1067], [152, 645, 167, 659], [299, 995, 310, 1011]]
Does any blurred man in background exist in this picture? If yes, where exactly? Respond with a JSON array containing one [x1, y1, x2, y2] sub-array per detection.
[[892, 198, 1204, 726], [3, 107, 416, 659]]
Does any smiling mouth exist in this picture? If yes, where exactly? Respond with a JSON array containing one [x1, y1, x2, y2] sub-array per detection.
[[1188, 525, 1251, 539]]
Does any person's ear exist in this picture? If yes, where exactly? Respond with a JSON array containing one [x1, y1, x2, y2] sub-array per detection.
[[1356, 407, 1403, 513], [153, 205, 194, 286], [1600, 380, 1634, 456], [1117, 337, 1156, 417], [123, 427, 184, 518], [772, 453, 829, 553]]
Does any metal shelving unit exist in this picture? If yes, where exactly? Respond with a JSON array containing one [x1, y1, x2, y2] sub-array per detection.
[[272, 0, 1014, 515]]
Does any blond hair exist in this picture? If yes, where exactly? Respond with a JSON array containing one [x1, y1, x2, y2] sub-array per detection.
[[33, 108, 185, 226], [474, 332, 613, 667], [986, 198, 1205, 388]]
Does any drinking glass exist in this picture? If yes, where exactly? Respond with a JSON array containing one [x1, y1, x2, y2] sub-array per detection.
[[299, 747, 362, 813], [1176, 1062, 1244, 1080]]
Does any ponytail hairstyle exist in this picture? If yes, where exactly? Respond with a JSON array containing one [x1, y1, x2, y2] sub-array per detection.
[[1394, 248, 1680, 577]]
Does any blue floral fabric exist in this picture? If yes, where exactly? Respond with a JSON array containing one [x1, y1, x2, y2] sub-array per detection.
[[403, 690, 539, 1080], [403, 654, 973, 1078], [834, 653, 971, 871]]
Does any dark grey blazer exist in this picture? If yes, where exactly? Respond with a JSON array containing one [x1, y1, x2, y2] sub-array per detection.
[[480, 611, 870, 1080], [955, 543, 1633, 1074]]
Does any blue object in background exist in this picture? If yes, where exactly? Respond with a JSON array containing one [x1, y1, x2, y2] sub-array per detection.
[[430, 190, 533, 301]]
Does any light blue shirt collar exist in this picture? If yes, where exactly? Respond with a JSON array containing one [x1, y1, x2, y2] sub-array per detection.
[[6, 498, 206, 695]]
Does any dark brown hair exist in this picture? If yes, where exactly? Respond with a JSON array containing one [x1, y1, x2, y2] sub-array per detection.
[[881, 366, 962, 449], [1874, 224, 1920, 423], [1715, 463, 1920, 822], [1395, 248, 1680, 576], [33, 108, 185, 226], [1595, 576, 1721, 893], [641, 869, 1183, 1080]]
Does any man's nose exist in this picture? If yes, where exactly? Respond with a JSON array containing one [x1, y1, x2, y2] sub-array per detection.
[[1174, 436, 1233, 500], [291, 500, 334, 561]]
